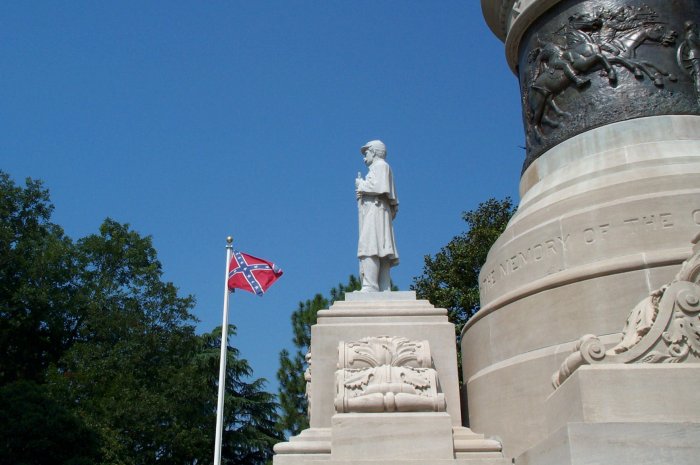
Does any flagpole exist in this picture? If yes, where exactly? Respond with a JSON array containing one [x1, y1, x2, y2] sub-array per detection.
[[214, 236, 234, 465]]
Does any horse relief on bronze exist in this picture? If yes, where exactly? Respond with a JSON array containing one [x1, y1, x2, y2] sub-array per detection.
[[519, 0, 700, 171]]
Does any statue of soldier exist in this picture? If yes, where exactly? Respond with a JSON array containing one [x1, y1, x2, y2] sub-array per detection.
[[355, 140, 399, 292]]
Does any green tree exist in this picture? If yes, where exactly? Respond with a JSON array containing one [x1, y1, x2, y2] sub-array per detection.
[[48, 220, 200, 464], [50, 220, 281, 465], [200, 327, 282, 465], [411, 197, 515, 339], [276, 276, 361, 437], [0, 380, 102, 465], [0, 172, 83, 384], [0, 171, 281, 465]]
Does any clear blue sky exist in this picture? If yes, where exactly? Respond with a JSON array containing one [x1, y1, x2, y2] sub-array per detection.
[[2, 1, 523, 393]]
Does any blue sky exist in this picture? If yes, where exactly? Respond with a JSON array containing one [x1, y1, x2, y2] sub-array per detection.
[[2, 1, 523, 392]]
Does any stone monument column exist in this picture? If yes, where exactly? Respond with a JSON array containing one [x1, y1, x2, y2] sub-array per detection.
[[463, 0, 700, 460]]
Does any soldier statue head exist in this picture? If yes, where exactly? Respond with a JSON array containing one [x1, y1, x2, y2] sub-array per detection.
[[360, 140, 387, 158]]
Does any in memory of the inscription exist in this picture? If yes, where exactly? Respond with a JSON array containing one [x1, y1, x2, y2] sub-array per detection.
[[481, 234, 570, 289], [480, 211, 697, 292], [583, 213, 674, 244]]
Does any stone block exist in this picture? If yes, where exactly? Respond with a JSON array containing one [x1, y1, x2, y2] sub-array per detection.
[[310, 297, 462, 429], [345, 291, 416, 301], [519, 116, 700, 198], [274, 294, 508, 465], [546, 364, 700, 433], [517, 422, 700, 465], [331, 412, 454, 460]]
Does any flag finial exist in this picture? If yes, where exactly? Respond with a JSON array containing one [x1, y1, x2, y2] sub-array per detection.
[[226, 236, 233, 244]]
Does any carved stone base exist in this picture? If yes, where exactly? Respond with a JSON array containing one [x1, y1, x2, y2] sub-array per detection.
[[274, 423, 507, 465], [309, 293, 463, 429], [332, 413, 455, 460], [462, 115, 700, 458], [518, 364, 700, 465], [273, 428, 331, 456], [519, 422, 700, 465], [273, 293, 508, 465], [548, 365, 700, 428]]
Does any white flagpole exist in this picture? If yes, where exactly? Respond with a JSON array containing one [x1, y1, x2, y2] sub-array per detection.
[[214, 236, 234, 465]]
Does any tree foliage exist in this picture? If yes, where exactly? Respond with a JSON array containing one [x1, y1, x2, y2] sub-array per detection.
[[0, 380, 102, 465], [191, 327, 281, 465], [276, 276, 361, 437], [0, 171, 280, 465], [0, 172, 82, 384], [411, 197, 515, 338]]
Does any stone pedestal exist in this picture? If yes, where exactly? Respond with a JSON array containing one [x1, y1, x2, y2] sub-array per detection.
[[273, 292, 507, 465], [468, 0, 700, 461], [517, 365, 700, 465], [461, 115, 700, 458], [331, 413, 454, 460]]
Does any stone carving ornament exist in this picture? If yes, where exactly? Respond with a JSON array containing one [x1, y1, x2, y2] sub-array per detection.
[[552, 235, 700, 389], [334, 336, 446, 413], [518, 0, 700, 170]]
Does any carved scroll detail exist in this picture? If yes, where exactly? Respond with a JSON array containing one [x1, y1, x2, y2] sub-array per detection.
[[334, 336, 446, 413], [552, 239, 700, 389]]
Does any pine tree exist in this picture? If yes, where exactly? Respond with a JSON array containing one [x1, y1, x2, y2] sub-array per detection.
[[276, 276, 361, 437]]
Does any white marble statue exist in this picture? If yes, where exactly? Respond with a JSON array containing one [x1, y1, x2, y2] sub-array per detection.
[[355, 140, 399, 292]]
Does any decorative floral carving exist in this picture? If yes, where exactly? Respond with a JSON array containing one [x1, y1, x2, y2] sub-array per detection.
[[335, 336, 445, 413], [340, 336, 431, 369], [552, 237, 700, 389], [611, 288, 662, 355], [662, 288, 700, 357]]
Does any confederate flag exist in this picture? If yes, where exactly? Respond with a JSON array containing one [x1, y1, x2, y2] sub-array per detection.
[[227, 250, 283, 296]]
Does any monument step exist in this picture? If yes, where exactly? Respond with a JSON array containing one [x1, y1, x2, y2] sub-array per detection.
[[319, 299, 445, 319], [453, 426, 494, 441], [276, 458, 509, 465], [274, 428, 332, 455], [325, 459, 510, 465], [289, 428, 331, 441], [274, 442, 331, 455], [344, 291, 417, 301], [330, 300, 435, 308]]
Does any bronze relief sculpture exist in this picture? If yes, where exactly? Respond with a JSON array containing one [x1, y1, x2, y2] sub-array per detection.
[[518, 1, 700, 171]]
